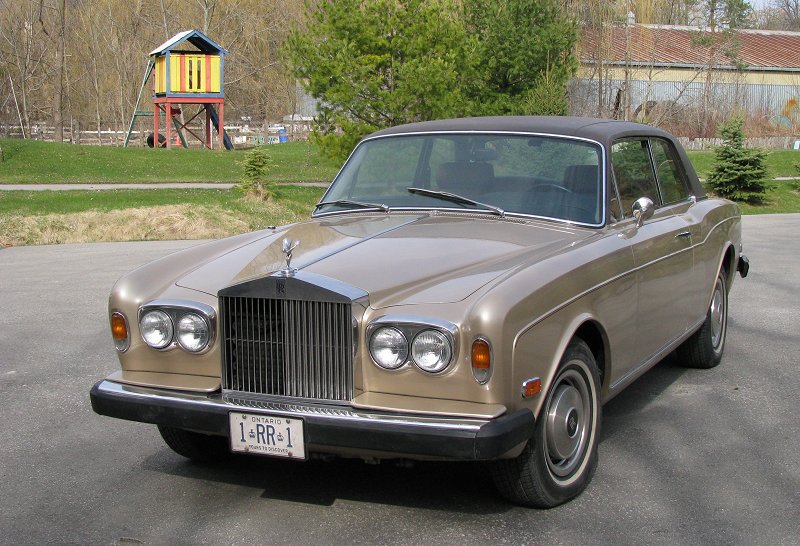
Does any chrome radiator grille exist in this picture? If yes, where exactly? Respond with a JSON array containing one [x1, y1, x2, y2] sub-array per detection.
[[220, 296, 354, 401]]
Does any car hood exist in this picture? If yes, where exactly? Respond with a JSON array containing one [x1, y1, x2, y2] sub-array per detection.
[[175, 213, 591, 308]]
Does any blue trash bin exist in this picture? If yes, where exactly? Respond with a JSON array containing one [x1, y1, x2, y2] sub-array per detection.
[[278, 128, 288, 143]]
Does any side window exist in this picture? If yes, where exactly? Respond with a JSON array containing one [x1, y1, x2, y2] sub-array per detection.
[[651, 139, 690, 205], [611, 139, 660, 217]]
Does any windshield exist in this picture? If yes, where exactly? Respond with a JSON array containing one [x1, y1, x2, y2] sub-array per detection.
[[317, 133, 604, 225]]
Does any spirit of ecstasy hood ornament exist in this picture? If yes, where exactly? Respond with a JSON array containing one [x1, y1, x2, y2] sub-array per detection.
[[278, 238, 300, 277]]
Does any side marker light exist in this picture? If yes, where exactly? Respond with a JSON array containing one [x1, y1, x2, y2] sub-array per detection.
[[522, 377, 541, 399]]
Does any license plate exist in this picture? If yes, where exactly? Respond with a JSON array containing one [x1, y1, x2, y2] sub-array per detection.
[[229, 412, 306, 460]]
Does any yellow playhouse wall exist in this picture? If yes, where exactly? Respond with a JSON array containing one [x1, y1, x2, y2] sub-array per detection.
[[210, 56, 221, 93], [155, 57, 167, 94], [163, 54, 221, 94]]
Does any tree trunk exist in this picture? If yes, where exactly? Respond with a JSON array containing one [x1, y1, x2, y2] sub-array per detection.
[[52, 0, 66, 143]]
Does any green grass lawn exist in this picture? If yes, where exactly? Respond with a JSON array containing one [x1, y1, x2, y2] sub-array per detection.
[[685, 150, 800, 213], [0, 186, 325, 220], [2, 138, 796, 185], [686, 149, 800, 179], [0, 139, 341, 184], [0, 139, 798, 246], [737, 180, 800, 214]]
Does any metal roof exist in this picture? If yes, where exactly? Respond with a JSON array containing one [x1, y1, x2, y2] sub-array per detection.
[[580, 24, 800, 71], [149, 29, 228, 56]]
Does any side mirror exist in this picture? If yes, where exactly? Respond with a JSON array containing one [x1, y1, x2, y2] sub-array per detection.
[[632, 197, 655, 227]]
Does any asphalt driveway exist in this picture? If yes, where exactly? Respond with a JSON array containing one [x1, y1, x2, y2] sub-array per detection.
[[0, 214, 797, 545]]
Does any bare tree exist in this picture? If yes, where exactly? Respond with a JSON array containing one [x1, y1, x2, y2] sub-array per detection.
[[195, 0, 217, 34], [0, 1, 49, 136], [774, 0, 800, 29], [0, 0, 319, 140], [50, 0, 65, 142]]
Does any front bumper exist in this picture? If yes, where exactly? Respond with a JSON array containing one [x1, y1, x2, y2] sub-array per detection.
[[90, 380, 535, 460]]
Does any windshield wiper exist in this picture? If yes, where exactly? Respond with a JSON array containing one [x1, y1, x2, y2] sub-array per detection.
[[407, 187, 505, 217], [315, 199, 389, 212]]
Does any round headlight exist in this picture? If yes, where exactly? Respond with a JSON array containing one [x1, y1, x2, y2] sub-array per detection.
[[369, 327, 408, 370], [411, 329, 452, 373], [176, 312, 210, 353], [140, 310, 174, 349]]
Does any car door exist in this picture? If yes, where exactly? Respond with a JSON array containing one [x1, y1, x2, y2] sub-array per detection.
[[649, 137, 706, 321], [608, 138, 696, 385]]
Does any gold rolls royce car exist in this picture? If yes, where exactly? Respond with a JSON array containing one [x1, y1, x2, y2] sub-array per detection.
[[91, 117, 749, 508]]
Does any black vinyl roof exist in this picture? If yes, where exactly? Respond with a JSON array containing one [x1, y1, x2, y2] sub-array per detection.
[[369, 116, 673, 143]]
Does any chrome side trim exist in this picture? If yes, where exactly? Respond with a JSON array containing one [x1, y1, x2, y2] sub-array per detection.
[[608, 315, 706, 393], [516, 214, 739, 341]]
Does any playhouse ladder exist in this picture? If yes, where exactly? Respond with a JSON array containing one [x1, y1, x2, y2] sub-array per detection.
[[123, 60, 154, 147], [123, 59, 187, 148]]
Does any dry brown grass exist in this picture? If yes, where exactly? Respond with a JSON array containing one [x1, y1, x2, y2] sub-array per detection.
[[0, 205, 254, 247]]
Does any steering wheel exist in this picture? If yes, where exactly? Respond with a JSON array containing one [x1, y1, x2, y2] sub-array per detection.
[[530, 183, 572, 194]]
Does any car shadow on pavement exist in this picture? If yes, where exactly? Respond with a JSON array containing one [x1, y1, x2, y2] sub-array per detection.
[[143, 450, 512, 513], [600, 352, 689, 441], [141, 353, 690, 513]]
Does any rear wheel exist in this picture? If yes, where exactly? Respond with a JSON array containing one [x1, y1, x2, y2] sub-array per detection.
[[491, 339, 601, 508], [677, 270, 728, 369], [157, 425, 230, 462]]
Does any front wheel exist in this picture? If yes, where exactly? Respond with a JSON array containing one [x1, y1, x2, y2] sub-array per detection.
[[677, 270, 728, 369], [491, 339, 601, 508], [157, 425, 230, 462]]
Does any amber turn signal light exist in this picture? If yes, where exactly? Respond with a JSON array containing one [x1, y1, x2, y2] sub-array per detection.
[[111, 313, 127, 340], [471, 338, 492, 384], [522, 377, 541, 399], [471, 339, 491, 368], [111, 311, 130, 352]]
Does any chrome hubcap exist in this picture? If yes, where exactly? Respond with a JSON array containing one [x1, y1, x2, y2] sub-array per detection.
[[545, 367, 592, 478], [710, 278, 725, 350]]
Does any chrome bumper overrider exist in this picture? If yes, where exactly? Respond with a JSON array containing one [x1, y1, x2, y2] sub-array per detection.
[[738, 254, 750, 278], [90, 380, 535, 460]]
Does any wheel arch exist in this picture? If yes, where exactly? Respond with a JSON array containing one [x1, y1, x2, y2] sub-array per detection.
[[720, 243, 736, 290], [573, 320, 609, 390], [513, 312, 610, 417]]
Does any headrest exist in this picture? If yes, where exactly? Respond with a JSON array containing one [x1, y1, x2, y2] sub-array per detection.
[[563, 165, 599, 195], [436, 162, 494, 193]]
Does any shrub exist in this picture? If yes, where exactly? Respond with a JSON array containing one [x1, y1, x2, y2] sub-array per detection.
[[239, 147, 276, 200], [707, 116, 768, 203]]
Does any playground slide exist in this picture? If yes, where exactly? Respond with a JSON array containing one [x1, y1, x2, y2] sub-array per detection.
[[208, 105, 234, 150]]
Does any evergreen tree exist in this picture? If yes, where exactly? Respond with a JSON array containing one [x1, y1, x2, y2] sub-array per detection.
[[463, 0, 578, 116], [286, 0, 578, 161], [707, 116, 768, 203], [286, 0, 472, 161], [239, 147, 276, 201]]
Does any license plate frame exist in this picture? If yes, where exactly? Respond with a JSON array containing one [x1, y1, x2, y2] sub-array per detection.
[[229, 412, 306, 460]]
